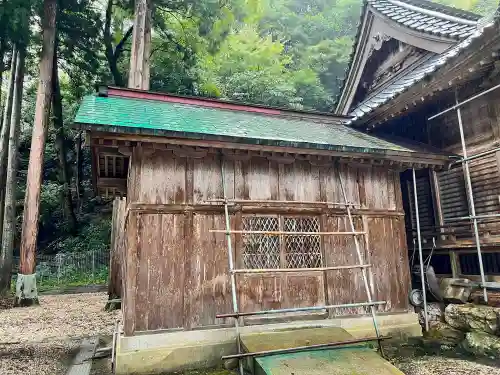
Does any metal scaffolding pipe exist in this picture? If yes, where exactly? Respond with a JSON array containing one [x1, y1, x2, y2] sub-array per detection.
[[209, 230, 365, 236], [216, 301, 387, 319], [450, 146, 500, 165], [338, 172, 384, 356], [231, 264, 371, 274], [444, 213, 500, 223], [221, 335, 393, 360], [220, 156, 244, 375], [428, 82, 500, 121], [412, 168, 429, 332], [455, 103, 488, 302]]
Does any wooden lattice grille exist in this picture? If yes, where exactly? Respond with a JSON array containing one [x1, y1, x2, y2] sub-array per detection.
[[242, 216, 322, 269]]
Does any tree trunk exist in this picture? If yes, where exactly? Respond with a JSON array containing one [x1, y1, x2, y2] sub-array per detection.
[[0, 40, 5, 130], [128, 0, 152, 90], [52, 45, 77, 234], [104, 0, 133, 87], [75, 131, 83, 213], [0, 46, 25, 295], [0, 46, 18, 249], [17, 0, 58, 307]]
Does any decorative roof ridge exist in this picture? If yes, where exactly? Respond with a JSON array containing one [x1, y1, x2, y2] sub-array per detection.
[[98, 85, 352, 122], [334, 0, 482, 114], [392, 0, 481, 22], [348, 13, 500, 123]]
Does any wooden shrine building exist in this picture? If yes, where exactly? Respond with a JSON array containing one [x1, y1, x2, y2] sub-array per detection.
[[75, 86, 448, 330]]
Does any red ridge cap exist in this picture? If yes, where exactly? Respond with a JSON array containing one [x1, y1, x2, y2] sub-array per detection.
[[106, 86, 283, 115]]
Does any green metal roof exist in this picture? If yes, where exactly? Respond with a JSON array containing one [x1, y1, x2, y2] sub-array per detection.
[[74, 95, 416, 155]]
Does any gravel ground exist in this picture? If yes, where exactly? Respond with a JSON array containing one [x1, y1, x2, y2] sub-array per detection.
[[393, 356, 500, 375], [0, 293, 119, 375]]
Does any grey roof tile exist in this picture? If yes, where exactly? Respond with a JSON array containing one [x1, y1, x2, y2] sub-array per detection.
[[338, 0, 485, 116], [349, 19, 496, 122], [367, 0, 481, 40]]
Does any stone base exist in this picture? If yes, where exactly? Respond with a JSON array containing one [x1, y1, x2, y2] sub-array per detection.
[[115, 312, 421, 374], [463, 331, 500, 358], [15, 274, 38, 307]]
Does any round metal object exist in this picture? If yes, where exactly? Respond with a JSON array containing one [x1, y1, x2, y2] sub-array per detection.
[[409, 288, 424, 307]]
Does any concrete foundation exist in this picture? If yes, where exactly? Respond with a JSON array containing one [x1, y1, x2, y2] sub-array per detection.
[[115, 312, 421, 374]]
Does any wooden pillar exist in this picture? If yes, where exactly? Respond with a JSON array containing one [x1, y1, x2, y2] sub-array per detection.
[[128, 0, 152, 90], [106, 197, 126, 311]]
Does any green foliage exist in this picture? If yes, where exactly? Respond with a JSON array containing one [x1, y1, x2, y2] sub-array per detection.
[[57, 217, 111, 253]]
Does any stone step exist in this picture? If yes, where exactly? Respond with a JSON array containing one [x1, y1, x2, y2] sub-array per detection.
[[254, 347, 405, 375]]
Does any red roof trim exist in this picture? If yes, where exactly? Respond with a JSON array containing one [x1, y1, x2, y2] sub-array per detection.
[[103, 86, 353, 120], [107, 87, 282, 115]]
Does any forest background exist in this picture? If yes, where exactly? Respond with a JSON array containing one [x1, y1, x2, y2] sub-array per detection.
[[0, 0, 497, 290]]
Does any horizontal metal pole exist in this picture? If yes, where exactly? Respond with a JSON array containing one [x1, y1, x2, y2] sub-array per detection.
[[216, 301, 386, 319], [206, 199, 360, 207], [232, 264, 371, 274], [221, 335, 392, 360], [209, 230, 366, 236], [451, 146, 500, 165], [428, 83, 500, 121], [444, 213, 500, 223]]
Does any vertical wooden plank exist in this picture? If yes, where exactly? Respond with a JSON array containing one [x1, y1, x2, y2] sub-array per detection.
[[109, 198, 126, 300], [320, 214, 329, 305], [185, 157, 194, 204], [365, 216, 390, 312], [247, 157, 273, 200], [394, 170, 403, 212], [146, 214, 161, 330], [135, 214, 150, 331], [164, 213, 185, 328], [185, 214, 231, 328], [396, 216, 411, 311], [124, 211, 138, 335], [358, 167, 367, 208], [270, 160, 279, 200], [386, 169, 396, 210], [234, 159, 246, 200], [324, 215, 366, 317], [193, 155, 223, 203]]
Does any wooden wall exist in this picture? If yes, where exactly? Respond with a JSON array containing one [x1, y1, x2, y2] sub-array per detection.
[[401, 86, 500, 279], [122, 146, 410, 335], [428, 88, 500, 234], [109, 197, 127, 299]]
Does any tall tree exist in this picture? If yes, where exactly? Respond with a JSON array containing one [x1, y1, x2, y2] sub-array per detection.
[[17, 0, 57, 306], [0, 46, 17, 248], [52, 42, 77, 234], [104, 0, 134, 86], [128, 0, 152, 90], [0, 46, 26, 295]]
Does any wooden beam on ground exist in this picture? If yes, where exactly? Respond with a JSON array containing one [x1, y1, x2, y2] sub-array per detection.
[[66, 337, 98, 375]]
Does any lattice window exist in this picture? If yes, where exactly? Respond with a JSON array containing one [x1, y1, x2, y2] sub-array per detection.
[[242, 217, 280, 269], [242, 216, 322, 269], [284, 217, 322, 268]]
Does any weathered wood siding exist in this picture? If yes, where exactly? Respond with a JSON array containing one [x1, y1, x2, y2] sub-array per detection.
[[428, 88, 500, 238], [122, 147, 410, 335], [109, 197, 126, 299]]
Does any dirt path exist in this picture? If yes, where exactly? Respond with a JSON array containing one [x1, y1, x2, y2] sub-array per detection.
[[0, 293, 119, 375], [393, 356, 500, 375]]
